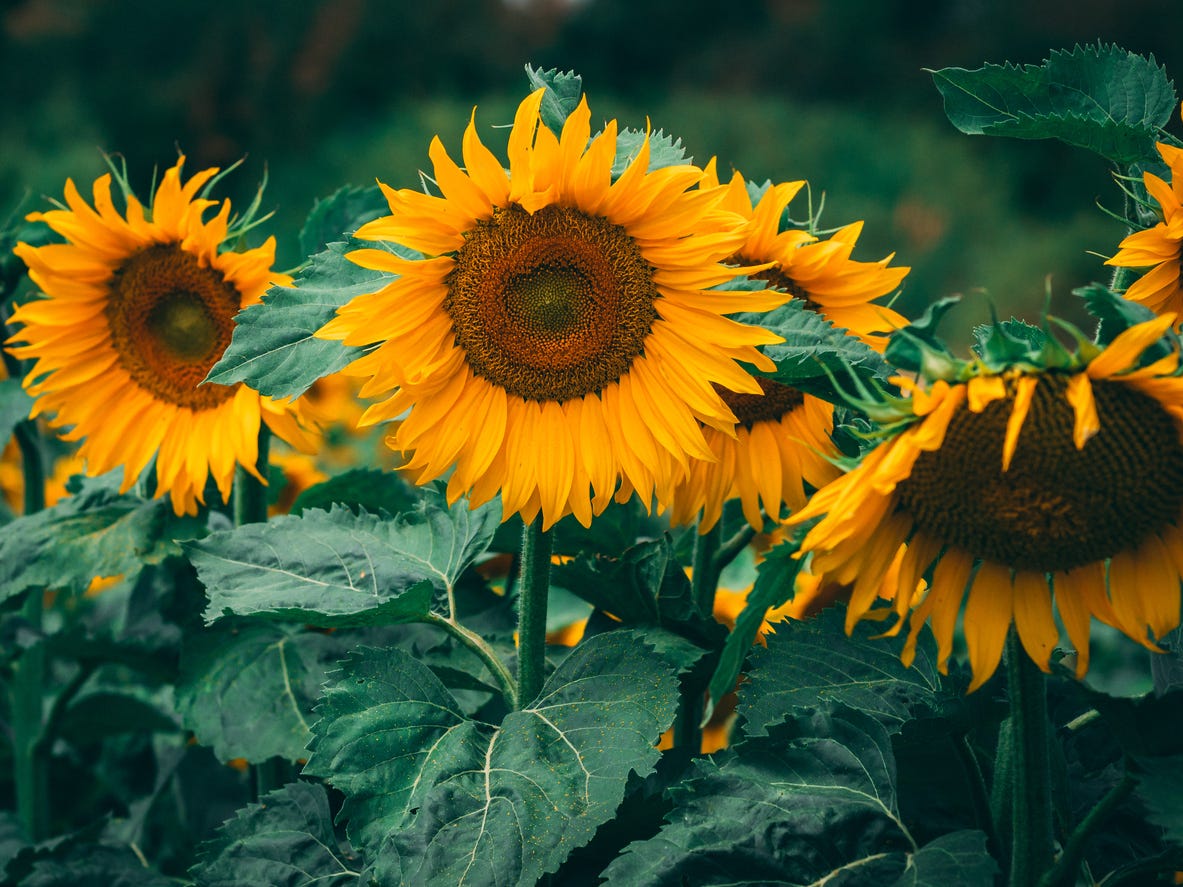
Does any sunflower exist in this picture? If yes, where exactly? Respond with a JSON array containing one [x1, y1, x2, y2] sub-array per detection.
[[316, 89, 786, 529], [1107, 133, 1183, 321], [786, 312, 1183, 690], [8, 157, 315, 515], [669, 165, 909, 532]]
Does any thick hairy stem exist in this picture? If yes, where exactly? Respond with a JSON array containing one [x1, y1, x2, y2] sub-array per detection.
[[1005, 629, 1055, 887], [233, 425, 271, 526], [516, 516, 552, 709]]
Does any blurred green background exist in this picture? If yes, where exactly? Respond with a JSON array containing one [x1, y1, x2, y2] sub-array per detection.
[[3, 0, 1182, 341]]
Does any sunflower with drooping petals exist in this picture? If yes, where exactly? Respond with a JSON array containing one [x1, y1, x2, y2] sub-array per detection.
[[1107, 128, 1183, 322], [669, 164, 910, 532], [316, 89, 786, 529], [7, 157, 316, 515], [786, 307, 1183, 691]]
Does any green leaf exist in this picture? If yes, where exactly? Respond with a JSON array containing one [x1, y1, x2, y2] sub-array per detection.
[[298, 183, 390, 258], [176, 621, 349, 763], [551, 536, 725, 650], [8, 841, 174, 887], [738, 605, 943, 738], [603, 707, 916, 885], [289, 467, 420, 518], [205, 240, 394, 398], [739, 300, 892, 403], [1078, 686, 1183, 758], [884, 296, 962, 377], [191, 782, 361, 887], [1131, 754, 1183, 847], [1077, 281, 1170, 353], [930, 43, 1178, 165], [0, 377, 33, 448], [971, 316, 1061, 370], [890, 830, 998, 886], [187, 490, 499, 626], [0, 474, 201, 604], [305, 630, 680, 886], [611, 129, 691, 175], [524, 65, 583, 135], [704, 537, 804, 721]]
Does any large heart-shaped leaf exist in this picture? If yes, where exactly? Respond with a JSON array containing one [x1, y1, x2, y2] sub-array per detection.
[[304, 629, 680, 886]]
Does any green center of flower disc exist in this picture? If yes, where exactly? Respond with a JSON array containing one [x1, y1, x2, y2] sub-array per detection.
[[716, 377, 805, 428], [446, 204, 659, 402], [897, 374, 1183, 572], [106, 243, 239, 410]]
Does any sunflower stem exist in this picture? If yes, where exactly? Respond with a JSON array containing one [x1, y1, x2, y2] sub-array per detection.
[[9, 420, 49, 841], [516, 515, 552, 709], [1005, 628, 1055, 887], [673, 522, 724, 758], [691, 522, 723, 616], [714, 524, 758, 578], [428, 615, 518, 710], [1039, 770, 1136, 887], [251, 757, 295, 802], [1108, 264, 1134, 295], [3, 303, 52, 840], [233, 425, 271, 526]]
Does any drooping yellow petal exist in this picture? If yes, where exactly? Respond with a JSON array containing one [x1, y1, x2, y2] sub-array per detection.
[[963, 562, 1014, 691], [1002, 375, 1037, 471]]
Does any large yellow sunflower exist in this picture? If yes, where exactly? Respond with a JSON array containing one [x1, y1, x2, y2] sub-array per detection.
[[1107, 134, 1183, 321], [669, 165, 909, 532], [786, 314, 1183, 690], [316, 89, 786, 529], [8, 157, 315, 515]]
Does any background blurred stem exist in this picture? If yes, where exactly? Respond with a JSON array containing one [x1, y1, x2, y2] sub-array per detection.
[[9, 422, 48, 841], [516, 515, 552, 709], [3, 298, 51, 841], [1005, 629, 1054, 887]]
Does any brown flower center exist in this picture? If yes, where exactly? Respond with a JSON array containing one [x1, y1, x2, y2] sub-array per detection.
[[445, 204, 659, 402], [714, 377, 804, 428], [749, 266, 819, 311], [896, 374, 1183, 572], [105, 243, 239, 410]]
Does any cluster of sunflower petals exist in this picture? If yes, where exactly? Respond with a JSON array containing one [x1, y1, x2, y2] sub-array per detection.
[[6, 158, 317, 515], [13, 87, 1182, 694], [1108, 137, 1183, 321], [788, 312, 1183, 689]]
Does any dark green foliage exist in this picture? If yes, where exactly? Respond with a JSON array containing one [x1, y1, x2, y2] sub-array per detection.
[[0, 474, 203, 604], [306, 631, 681, 886], [0, 379, 33, 452], [704, 537, 803, 720], [191, 781, 360, 887], [176, 621, 351, 763], [186, 491, 499, 626], [603, 708, 996, 886], [288, 467, 420, 517], [737, 605, 943, 738]]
